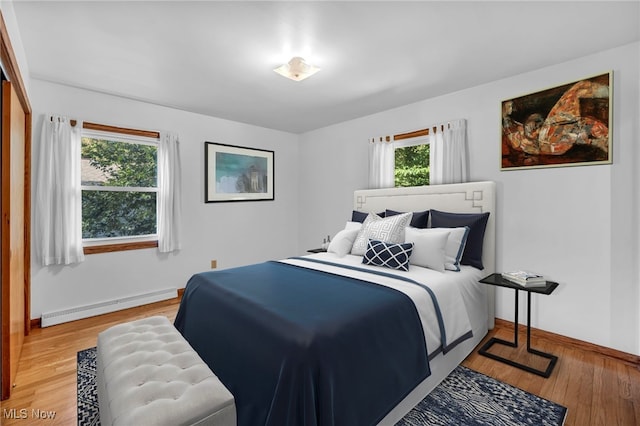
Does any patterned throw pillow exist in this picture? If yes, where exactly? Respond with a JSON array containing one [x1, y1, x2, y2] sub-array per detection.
[[351, 212, 413, 256], [362, 239, 414, 271]]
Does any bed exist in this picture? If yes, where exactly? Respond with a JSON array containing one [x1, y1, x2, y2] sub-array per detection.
[[174, 181, 496, 426]]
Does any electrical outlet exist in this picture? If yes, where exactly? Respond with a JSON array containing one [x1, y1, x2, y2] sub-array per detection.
[[210, 260, 217, 269]]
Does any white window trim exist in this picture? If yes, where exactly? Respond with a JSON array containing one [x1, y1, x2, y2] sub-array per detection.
[[81, 186, 158, 193], [394, 135, 430, 150], [81, 129, 159, 246], [82, 234, 158, 247], [82, 129, 159, 146]]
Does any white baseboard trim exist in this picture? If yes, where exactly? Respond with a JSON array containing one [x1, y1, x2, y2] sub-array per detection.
[[40, 288, 177, 327]]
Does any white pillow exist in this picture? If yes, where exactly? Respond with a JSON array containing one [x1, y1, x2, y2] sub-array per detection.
[[404, 227, 450, 272], [344, 221, 362, 231], [328, 224, 361, 257], [351, 212, 413, 256], [436, 226, 470, 271]]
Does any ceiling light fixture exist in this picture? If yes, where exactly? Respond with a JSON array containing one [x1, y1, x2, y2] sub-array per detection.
[[274, 56, 320, 82]]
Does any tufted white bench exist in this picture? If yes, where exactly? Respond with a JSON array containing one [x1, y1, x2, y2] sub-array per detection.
[[96, 316, 236, 426]]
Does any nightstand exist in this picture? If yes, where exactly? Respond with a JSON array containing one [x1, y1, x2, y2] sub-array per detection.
[[307, 248, 327, 253], [478, 273, 559, 378]]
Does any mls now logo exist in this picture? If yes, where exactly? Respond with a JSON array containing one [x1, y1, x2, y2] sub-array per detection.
[[3, 408, 56, 420], [3, 408, 28, 419]]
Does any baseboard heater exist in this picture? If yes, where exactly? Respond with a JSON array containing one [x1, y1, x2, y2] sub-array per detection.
[[40, 288, 177, 327]]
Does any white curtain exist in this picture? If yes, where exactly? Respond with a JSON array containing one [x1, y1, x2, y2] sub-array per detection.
[[35, 115, 85, 265], [430, 119, 468, 185], [157, 131, 182, 252], [368, 137, 395, 189]]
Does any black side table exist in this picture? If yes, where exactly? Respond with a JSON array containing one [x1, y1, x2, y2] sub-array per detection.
[[478, 273, 559, 378]]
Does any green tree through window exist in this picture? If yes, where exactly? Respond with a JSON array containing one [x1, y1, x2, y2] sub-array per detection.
[[81, 136, 158, 239], [394, 144, 430, 187]]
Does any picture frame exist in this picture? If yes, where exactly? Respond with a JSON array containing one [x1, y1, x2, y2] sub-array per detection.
[[501, 71, 612, 170], [205, 142, 274, 202]]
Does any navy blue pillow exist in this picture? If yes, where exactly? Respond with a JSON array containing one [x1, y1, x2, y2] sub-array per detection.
[[351, 210, 385, 223], [430, 210, 490, 270], [362, 239, 414, 272], [386, 209, 429, 229]]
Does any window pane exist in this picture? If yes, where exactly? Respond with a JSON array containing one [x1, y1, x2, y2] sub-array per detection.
[[82, 191, 157, 238], [395, 144, 430, 187], [81, 138, 157, 187]]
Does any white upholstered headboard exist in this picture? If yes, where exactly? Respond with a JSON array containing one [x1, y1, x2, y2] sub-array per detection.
[[353, 181, 496, 328]]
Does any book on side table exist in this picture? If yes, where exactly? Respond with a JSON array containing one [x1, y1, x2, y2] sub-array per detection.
[[501, 270, 547, 287]]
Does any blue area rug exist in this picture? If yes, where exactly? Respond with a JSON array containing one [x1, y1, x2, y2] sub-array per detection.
[[396, 365, 567, 426], [77, 347, 100, 426], [78, 347, 567, 426]]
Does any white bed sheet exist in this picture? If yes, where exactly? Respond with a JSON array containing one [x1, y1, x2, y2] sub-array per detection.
[[282, 252, 488, 425]]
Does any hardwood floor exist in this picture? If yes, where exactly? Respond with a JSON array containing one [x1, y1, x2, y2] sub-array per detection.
[[464, 323, 640, 426], [0, 298, 180, 425], [0, 297, 638, 425]]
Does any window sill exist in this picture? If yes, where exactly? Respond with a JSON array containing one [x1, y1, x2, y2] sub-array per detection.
[[83, 240, 158, 255]]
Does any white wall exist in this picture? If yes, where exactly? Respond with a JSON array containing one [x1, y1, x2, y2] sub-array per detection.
[[29, 80, 300, 320], [298, 42, 640, 356]]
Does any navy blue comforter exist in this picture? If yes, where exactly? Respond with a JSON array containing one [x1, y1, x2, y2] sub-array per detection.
[[174, 260, 429, 426]]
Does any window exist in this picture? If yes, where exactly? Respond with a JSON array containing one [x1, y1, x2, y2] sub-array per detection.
[[81, 126, 159, 251], [394, 139, 430, 187]]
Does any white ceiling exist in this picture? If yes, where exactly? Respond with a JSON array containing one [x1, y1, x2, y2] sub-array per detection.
[[12, 1, 640, 134]]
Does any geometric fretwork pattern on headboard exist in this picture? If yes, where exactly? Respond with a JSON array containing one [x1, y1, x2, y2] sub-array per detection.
[[356, 189, 487, 212]]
